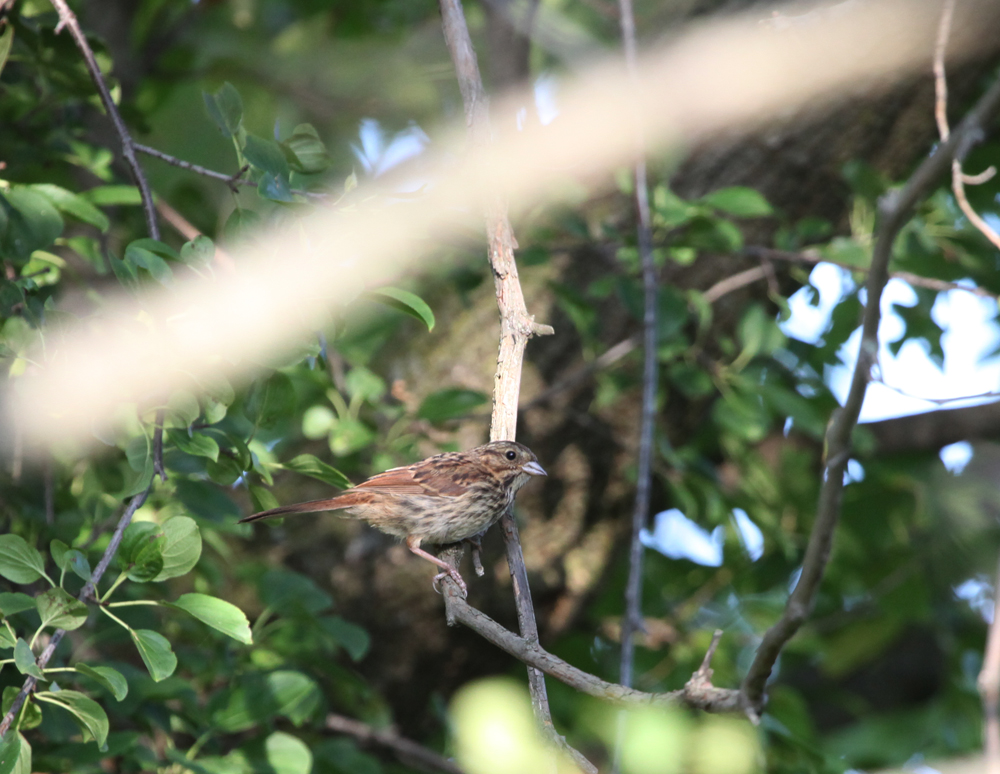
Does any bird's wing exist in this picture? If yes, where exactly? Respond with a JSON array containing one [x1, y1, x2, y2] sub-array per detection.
[[358, 454, 472, 497]]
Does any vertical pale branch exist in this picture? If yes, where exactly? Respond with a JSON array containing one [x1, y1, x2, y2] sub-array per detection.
[[980, 556, 1000, 774], [436, 2, 598, 770], [741, 71, 1000, 711]]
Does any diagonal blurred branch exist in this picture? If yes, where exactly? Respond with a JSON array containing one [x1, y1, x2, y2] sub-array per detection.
[[325, 714, 464, 774], [741, 66, 1000, 712]]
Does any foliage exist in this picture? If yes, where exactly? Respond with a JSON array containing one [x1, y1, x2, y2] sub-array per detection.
[[2, 0, 1000, 773]]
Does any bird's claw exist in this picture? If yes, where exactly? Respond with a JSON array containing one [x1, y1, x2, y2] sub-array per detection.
[[432, 567, 468, 598]]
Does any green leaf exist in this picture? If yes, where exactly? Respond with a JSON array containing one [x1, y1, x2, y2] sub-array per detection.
[[80, 185, 141, 206], [282, 454, 351, 489], [108, 253, 138, 290], [210, 671, 320, 732], [175, 480, 240, 522], [124, 241, 173, 284], [266, 732, 313, 774], [284, 124, 330, 174], [0, 535, 48, 585], [0, 22, 13, 81], [66, 550, 92, 581], [417, 388, 489, 423], [168, 429, 220, 462], [116, 522, 166, 582], [29, 184, 110, 232], [50, 540, 69, 572], [257, 172, 294, 203], [36, 588, 88, 631], [0, 593, 35, 617], [223, 208, 262, 242], [701, 186, 773, 217], [204, 82, 244, 136], [0, 629, 15, 649], [0, 188, 64, 261], [13, 640, 42, 678], [9, 735, 28, 774], [320, 616, 370, 661], [260, 569, 332, 616], [249, 484, 281, 514], [0, 728, 21, 774], [344, 367, 386, 403], [180, 235, 214, 267], [35, 690, 109, 749], [74, 663, 128, 701], [246, 372, 296, 428], [166, 593, 252, 644], [131, 629, 177, 681], [153, 516, 202, 582], [367, 287, 435, 331], [244, 134, 290, 179], [1, 688, 40, 731]]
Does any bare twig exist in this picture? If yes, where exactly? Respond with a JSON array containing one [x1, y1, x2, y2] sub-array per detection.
[[934, 0, 1000, 253], [522, 336, 639, 409], [873, 378, 1000, 406], [436, 0, 569, 763], [615, 0, 659, 769], [135, 143, 256, 191], [0, 484, 153, 739], [49, 0, 159, 242], [741, 70, 1000, 712], [42, 455, 54, 526], [442, 584, 742, 713], [325, 714, 464, 774]]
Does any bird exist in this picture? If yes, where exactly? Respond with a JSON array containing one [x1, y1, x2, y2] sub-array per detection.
[[239, 440, 547, 595]]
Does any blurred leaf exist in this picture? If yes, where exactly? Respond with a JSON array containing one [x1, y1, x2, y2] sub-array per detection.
[[13, 640, 42, 678], [244, 134, 290, 179], [367, 287, 435, 331], [0, 188, 63, 261], [168, 429, 220, 462], [246, 372, 296, 428], [35, 690, 109, 749], [50, 540, 69, 572], [249, 484, 281, 513], [166, 593, 252, 644], [175, 480, 240, 522], [211, 671, 320, 732], [0, 688, 40, 731], [282, 454, 351, 489], [223, 208, 262, 242], [0, 535, 47, 585], [0, 728, 20, 774], [320, 616, 370, 661], [74, 663, 128, 701], [204, 82, 243, 136], [116, 522, 166, 583], [180, 235, 215, 267], [153, 516, 202, 581], [30, 184, 109, 232], [36, 588, 88, 631], [284, 124, 331, 174], [0, 22, 12, 80], [266, 732, 312, 774], [344, 366, 386, 402], [131, 629, 177, 682], [80, 185, 141, 206], [258, 173, 294, 202], [701, 186, 773, 217], [260, 569, 332, 616], [0, 629, 14, 649], [417, 389, 488, 423], [0, 593, 35, 616]]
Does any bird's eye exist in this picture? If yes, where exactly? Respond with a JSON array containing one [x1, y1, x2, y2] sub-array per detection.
[[505, 450, 517, 461]]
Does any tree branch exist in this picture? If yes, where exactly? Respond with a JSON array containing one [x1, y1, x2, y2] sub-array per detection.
[[741, 69, 1000, 711], [436, 0, 568, 763], [0, 484, 152, 739], [325, 713, 465, 774], [441, 584, 742, 713], [979, 554, 1000, 774]]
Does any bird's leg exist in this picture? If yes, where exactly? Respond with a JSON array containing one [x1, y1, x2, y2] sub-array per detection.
[[465, 533, 486, 577], [405, 536, 467, 597]]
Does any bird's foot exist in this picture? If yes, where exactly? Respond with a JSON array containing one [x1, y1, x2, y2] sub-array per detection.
[[432, 566, 468, 597]]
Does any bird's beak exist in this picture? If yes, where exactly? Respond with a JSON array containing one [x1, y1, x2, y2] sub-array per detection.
[[522, 461, 547, 476]]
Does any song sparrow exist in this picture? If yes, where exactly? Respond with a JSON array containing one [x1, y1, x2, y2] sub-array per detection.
[[239, 440, 546, 595]]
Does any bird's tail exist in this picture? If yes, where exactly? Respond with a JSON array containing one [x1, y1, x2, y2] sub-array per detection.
[[238, 495, 356, 524]]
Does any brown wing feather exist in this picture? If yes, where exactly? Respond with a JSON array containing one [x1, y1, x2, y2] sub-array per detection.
[[238, 491, 372, 523], [359, 454, 474, 497]]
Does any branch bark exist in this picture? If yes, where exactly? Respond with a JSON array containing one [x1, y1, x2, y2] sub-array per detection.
[[325, 713, 465, 774], [741, 69, 1000, 712]]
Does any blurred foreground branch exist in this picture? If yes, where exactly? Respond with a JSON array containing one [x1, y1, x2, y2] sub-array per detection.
[[741, 65, 1000, 712], [325, 714, 464, 774]]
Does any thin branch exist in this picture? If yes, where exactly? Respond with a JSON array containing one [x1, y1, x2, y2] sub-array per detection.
[[934, 0, 1000, 253], [521, 336, 639, 409], [135, 143, 256, 190], [154, 198, 238, 274], [741, 70, 1000, 711], [436, 0, 570, 765], [49, 0, 159, 242], [442, 584, 742, 713], [0, 484, 153, 739], [325, 714, 464, 774], [873, 378, 1000, 406], [614, 0, 659, 766], [703, 266, 770, 304]]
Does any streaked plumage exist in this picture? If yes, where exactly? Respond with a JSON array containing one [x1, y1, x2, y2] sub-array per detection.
[[239, 441, 546, 594]]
